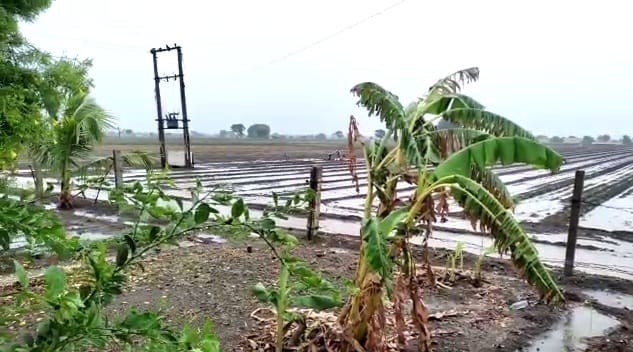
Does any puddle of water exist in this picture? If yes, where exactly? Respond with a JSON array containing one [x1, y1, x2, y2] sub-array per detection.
[[70, 231, 113, 241], [196, 234, 227, 244], [584, 289, 633, 310], [524, 306, 619, 352]]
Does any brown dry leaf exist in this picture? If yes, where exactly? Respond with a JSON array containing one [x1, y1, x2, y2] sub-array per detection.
[[428, 309, 470, 321], [409, 280, 432, 352], [347, 115, 361, 194], [393, 274, 408, 349]]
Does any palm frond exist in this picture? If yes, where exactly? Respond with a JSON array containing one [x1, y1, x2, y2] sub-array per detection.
[[427, 67, 480, 97], [351, 82, 406, 135], [433, 137, 563, 181], [441, 108, 535, 139], [122, 151, 156, 171], [441, 174, 563, 302]]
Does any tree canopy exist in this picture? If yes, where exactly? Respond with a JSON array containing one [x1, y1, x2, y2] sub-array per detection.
[[247, 124, 271, 139], [230, 123, 245, 136]]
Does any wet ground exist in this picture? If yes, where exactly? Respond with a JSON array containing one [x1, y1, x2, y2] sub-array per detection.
[[5, 144, 633, 350], [3, 225, 633, 351]]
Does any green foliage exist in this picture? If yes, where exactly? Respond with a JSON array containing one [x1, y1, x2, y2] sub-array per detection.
[[622, 135, 632, 145], [437, 174, 563, 301], [342, 67, 565, 350], [247, 124, 271, 139], [3, 177, 225, 351], [432, 137, 563, 181], [248, 190, 341, 352], [230, 123, 245, 137], [474, 245, 496, 282], [444, 242, 464, 282], [0, 195, 76, 256], [582, 135, 594, 146]]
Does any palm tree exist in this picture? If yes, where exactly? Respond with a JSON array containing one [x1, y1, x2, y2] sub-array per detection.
[[339, 68, 564, 351], [35, 93, 114, 209]]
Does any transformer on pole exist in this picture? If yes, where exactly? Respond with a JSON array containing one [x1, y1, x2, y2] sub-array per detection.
[[150, 44, 193, 169]]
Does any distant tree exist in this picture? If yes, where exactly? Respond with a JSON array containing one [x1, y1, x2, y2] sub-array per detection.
[[597, 134, 611, 142], [623, 135, 632, 145], [550, 136, 564, 143], [582, 136, 595, 146], [219, 130, 233, 138], [124, 129, 133, 135], [333, 131, 344, 139], [230, 123, 246, 137], [315, 133, 327, 140], [567, 136, 577, 139], [247, 124, 271, 139], [271, 133, 283, 139], [374, 129, 386, 138]]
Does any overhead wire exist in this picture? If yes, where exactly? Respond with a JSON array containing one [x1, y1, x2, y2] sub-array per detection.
[[245, 0, 409, 73]]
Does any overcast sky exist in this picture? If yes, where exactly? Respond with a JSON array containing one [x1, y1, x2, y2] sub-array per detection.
[[20, 0, 633, 137]]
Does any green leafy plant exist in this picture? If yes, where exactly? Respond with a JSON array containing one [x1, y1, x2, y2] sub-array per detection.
[[249, 191, 341, 352], [444, 242, 464, 283], [336, 68, 565, 351], [0, 195, 77, 257], [473, 245, 497, 286], [3, 176, 225, 351]]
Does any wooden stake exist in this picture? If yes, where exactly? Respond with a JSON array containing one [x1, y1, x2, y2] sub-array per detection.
[[564, 170, 585, 276], [306, 166, 322, 240], [113, 150, 123, 189]]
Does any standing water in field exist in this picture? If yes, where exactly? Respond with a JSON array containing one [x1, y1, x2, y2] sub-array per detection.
[[523, 305, 619, 351]]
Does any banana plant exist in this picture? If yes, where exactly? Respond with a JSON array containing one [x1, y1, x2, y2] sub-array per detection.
[[338, 68, 565, 351]]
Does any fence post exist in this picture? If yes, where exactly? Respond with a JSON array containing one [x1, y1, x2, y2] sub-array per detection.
[[564, 170, 585, 276], [306, 166, 322, 240], [113, 150, 123, 189]]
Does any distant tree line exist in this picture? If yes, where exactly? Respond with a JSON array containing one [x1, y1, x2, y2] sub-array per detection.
[[535, 134, 633, 146], [216, 123, 349, 140]]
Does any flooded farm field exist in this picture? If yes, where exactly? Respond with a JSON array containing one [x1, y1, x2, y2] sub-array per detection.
[[5, 144, 633, 351]]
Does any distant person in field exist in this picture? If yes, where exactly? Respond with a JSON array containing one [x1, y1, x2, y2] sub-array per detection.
[[335, 150, 341, 160]]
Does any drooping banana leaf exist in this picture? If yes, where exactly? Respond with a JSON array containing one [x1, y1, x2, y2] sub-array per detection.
[[427, 67, 480, 98], [351, 82, 405, 135], [424, 94, 485, 115], [470, 167, 515, 209], [441, 108, 535, 139], [437, 174, 564, 303], [433, 136, 564, 180]]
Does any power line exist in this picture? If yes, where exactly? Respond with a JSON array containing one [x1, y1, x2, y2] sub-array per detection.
[[245, 0, 408, 73]]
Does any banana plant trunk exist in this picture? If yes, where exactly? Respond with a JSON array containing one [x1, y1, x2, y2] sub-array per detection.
[[339, 243, 381, 348]]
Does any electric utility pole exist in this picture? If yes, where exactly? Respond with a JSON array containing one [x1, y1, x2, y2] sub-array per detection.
[[150, 44, 192, 169]]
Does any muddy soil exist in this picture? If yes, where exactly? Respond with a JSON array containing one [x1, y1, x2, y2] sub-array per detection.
[[105, 236, 559, 352], [93, 142, 349, 164], [3, 214, 633, 351], [104, 233, 633, 351]]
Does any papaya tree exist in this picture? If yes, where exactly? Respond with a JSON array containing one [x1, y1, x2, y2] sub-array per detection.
[[337, 68, 565, 351]]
